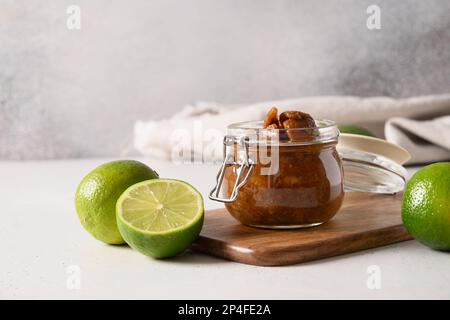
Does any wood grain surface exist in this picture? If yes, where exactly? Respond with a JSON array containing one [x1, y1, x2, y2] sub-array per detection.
[[192, 192, 412, 266]]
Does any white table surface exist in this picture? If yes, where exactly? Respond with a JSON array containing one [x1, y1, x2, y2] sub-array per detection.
[[0, 158, 449, 300]]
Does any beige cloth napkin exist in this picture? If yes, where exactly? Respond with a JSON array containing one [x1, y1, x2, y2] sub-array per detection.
[[385, 116, 450, 164], [134, 94, 450, 164]]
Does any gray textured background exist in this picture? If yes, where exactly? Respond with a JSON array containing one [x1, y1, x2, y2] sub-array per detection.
[[1, 0, 450, 160]]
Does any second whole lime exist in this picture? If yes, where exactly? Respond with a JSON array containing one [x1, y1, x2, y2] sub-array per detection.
[[402, 162, 450, 250]]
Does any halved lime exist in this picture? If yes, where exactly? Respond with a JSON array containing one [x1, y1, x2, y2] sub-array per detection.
[[116, 179, 204, 258]]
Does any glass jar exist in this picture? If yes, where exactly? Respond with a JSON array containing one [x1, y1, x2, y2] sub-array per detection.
[[209, 120, 344, 229]]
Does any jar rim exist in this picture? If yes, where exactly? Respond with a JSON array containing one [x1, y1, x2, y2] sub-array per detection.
[[228, 119, 337, 130], [226, 119, 339, 145]]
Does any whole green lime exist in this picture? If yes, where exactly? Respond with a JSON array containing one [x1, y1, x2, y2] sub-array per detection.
[[338, 125, 375, 137], [402, 162, 450, 250], [75, 160, 159, 244]]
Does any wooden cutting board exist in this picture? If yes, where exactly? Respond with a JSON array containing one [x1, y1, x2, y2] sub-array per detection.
[[192, 192, 412, 266]]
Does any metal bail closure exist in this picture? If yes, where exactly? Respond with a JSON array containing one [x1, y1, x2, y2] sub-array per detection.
[[209, 136, 255, 203]]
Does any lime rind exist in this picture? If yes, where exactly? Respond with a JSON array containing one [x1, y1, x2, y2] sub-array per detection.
[[74, 160, 159, 245], [116, 179, 204, 236]]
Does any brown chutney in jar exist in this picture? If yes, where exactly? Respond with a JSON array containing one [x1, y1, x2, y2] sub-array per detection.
[[210, 108, 344, 228], [223, 141, 344, 228]]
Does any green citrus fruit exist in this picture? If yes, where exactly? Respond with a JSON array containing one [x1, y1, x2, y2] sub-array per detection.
[[402, 162, 450, 250], [116, 179, 204, 258], [75, 160, 159, 244], [338, 125, 375, 137]]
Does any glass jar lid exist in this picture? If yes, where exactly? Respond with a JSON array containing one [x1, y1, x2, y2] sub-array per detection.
[[337, 134, 410, 194], [338, 148, 407, 194]]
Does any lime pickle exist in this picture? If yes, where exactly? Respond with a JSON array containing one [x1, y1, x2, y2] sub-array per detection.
[[219, 107, 344, 228]]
